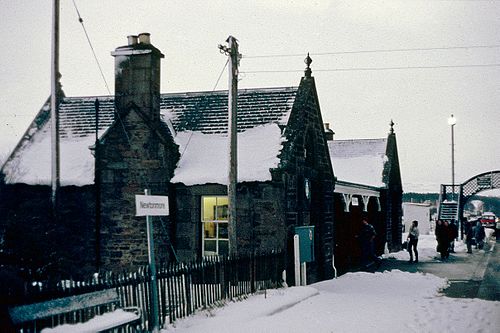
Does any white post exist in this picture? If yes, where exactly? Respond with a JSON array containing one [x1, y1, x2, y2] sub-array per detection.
[[294, 235, 301, 286], [300, 262, 307, 286], [145, 189, 160, 333]]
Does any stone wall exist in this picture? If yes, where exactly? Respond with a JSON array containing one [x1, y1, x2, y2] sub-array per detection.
[[276, 75, 336, 282], [0, 184, 96, 279], [172, 182, 287, 262]]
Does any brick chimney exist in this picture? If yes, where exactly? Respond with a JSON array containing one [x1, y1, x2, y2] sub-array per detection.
[[111, 32, 164, 121]]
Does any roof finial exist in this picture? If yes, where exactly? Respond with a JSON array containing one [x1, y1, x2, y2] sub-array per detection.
[[389, 119, 395, 134], [304, 53, 312, 77]]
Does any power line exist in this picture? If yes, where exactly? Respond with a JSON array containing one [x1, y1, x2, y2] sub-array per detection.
[[243, 44, 500, 59], [72, 0, 111, 95], [179, 58, 229, 160], [241, 63, 500, 74]]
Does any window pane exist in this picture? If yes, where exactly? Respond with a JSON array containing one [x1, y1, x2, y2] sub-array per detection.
[[203, 197, 217, 221], [216, 197, 229, 220], [204, 222, 216, 239], [218, 240, 229, 256], [218, 223, 228, 239], [204, 240, 217, 256]]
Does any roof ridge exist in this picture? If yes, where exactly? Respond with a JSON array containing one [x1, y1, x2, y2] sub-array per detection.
[[61, 86, 299, 101]]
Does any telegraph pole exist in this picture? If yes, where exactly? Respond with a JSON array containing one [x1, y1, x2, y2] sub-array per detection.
[[94, 99, 101, 270], [51, 0, 61, 217], [219, 36, 240, 255]]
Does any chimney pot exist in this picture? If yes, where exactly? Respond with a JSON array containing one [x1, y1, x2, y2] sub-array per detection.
[[324, 123, 335, 141], [138, 33, 151, 44], [127, 35, 138, 46]]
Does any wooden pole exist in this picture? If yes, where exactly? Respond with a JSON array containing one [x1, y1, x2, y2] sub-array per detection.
[[94, 99, 101, 270], [51, 0, 60, 216], [227, 36, 239, 256]]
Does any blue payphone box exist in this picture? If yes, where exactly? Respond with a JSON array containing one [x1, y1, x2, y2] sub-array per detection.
[[295, 226, 315, 263]]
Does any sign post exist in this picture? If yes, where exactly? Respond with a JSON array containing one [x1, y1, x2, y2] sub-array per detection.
[[294, 226, 315, 286], [136, 190, 169, 333]]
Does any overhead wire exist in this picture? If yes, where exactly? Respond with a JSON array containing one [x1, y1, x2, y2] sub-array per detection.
[[179, 58, 230, 161], [241, 63, 500, 74], [71, 0, 111, 95], [243, 44, 500, 59]]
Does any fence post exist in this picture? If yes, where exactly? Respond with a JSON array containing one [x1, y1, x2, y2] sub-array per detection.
[[251, 252, 256, 293]]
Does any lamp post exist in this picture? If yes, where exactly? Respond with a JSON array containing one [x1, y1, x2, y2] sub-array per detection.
[[448, 114, 461, 239], [447, 114, 457, 200]]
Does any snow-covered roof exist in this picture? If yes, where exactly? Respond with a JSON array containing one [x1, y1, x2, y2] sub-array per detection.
[[2, 87, 298, 186], [328, 139, 388, 188], [172, 124, 284, 185]]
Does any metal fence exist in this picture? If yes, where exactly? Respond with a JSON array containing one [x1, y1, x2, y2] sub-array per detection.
[[8, 251, 285, 332]]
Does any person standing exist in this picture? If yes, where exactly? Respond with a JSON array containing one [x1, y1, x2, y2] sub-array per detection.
[[465, 221, 474, 254], [359, 217, 381, 269], [474, 221, 486, 250], [407, 220, 419, 263], [448, 221, 458, 253], [435, 220, 449, 260]]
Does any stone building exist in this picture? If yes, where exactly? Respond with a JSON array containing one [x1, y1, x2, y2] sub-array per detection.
[[0, 34, 402, 282], [327, 124, 403, 272]]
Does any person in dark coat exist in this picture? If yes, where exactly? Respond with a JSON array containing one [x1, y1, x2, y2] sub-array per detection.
[[448, 221, 458, 253], [358, 217, 381, 269], [474, 221, 486, 249], [435, 220, 450, 260], [465, 221, 474, 254]]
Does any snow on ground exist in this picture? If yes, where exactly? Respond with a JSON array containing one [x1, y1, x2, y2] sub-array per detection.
[[164, 233, 500, 333], [164, 270, 499, 333], [383, 232, 447, 262], [44, 231, 498, 332], [40, 309, 139, 333]]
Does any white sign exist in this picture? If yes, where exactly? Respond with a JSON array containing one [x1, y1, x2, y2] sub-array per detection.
[[351, 197, 359, 206], [135, 195, 169, 216], [477, 176, 491, 189]]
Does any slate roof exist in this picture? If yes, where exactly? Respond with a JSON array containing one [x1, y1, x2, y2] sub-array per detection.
[[162, 87, 297, 134], [52, 87, 298, 138], [1, 87, 298, 185], [328, 139, 388, 188]]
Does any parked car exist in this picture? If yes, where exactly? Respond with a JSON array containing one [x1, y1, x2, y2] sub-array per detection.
[[480, 212, 496, 228]]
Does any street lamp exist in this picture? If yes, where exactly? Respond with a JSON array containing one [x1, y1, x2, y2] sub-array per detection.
[[448, 114, 461, 239], [447, 114, 457, 200]]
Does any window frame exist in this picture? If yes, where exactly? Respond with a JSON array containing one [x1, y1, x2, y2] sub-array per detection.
[[201, 195, 229, 257]]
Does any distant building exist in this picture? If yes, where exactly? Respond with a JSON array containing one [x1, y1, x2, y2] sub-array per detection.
[[402, 202, 431, 235], [0, 34, 403, 281]]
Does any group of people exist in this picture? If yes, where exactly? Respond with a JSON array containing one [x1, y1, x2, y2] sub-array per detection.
[[434, 220, 459, 260], [359, 216, 488, 268], [465, 220, 486, 253], [405, 219, 463, 262]]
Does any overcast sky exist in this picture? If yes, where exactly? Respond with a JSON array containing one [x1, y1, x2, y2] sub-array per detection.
[[1, 0, 499, 193]]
